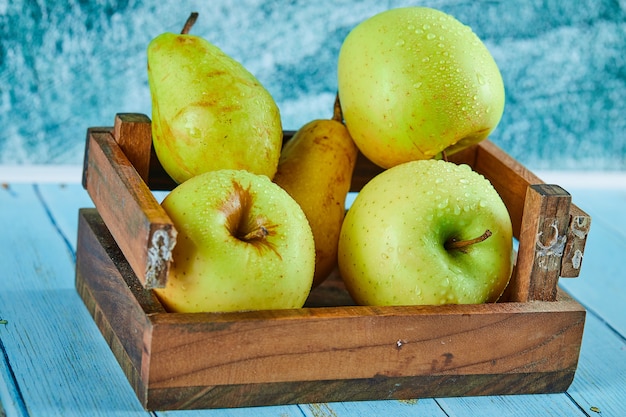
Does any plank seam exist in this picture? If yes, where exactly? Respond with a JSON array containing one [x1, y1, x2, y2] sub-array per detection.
[[32, 184, 76, 263], [0, 336, 29, 416]]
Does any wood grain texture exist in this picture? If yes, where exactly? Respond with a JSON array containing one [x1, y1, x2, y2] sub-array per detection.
[[560, 204, 592, 277], [83, 129, 176, 288], [505, 184, 572, 302], [75, 208, 586, 410], [113, 113, 152, 183]]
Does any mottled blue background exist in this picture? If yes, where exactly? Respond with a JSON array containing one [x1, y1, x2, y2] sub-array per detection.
[[1, 0, 625, 170]]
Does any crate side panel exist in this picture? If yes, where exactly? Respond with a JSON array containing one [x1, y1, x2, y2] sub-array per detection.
[[75, 208, 165, 404], [84, 131, 176, 288], [145, 370, 577, 410], [146, 301, 585, 388]]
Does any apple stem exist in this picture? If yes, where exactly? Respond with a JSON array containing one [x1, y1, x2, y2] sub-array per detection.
[[441, 150, 449, 162], [332, 92, 344, 123], [181, 12, 199, 34], [445, 229, 492, 252], [242, 226, 269, 242]]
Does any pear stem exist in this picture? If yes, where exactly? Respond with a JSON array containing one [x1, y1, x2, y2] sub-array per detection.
[[332, 92, 344, 123], [445, 229, 492, 252], [181, 12, 199, 34], [242, 226, 269, 242]]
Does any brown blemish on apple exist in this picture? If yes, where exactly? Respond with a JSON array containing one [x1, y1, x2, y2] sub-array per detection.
[[220, 179, 282, 258]]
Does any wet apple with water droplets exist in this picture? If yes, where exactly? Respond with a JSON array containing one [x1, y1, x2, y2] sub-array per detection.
[[337, 7, 505, 168], [338, 159, 514, 306], [153, 169, 315, 313]]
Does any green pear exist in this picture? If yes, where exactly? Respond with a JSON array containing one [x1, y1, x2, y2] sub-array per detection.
[[148, 13, 283, 184], [273, 96, 358, 287]]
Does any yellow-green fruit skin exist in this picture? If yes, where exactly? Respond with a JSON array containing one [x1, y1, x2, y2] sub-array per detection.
[[338, 160, 513, 306], [148, 33, 283, 184], [337, 7, 505, 168], [273, 119, 358, 287], [153, 170, 315, 313]]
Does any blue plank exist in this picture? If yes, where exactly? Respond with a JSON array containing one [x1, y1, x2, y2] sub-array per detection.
[[300, 399, 446, 416], [567, 313, 626, 416], [559, 188, 626, 338], [0, 184, 151, 416], [436, 394, 585, 416], [33, 184, 94, 253]]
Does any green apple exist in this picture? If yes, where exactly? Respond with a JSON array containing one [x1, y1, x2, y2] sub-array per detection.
[[337, 7, 505, 168], [153, 169, 315, 313], [337, 159, 513, 306]]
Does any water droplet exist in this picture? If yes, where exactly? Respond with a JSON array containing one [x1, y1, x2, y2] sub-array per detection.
[[413, 82, 423, 89], [459, 178, 469, 184], [423, 23, 431, 30], [422, 56, 430, 63], [396, 39, 405, 47], [426, 33, 436, 40], [476, 72, 486, 85]]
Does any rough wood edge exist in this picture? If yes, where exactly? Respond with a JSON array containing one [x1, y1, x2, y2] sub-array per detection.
[[83, 129, 176, 288], [505, 184, 572, 302], [560, 204, 592, 277], [146, 371, 577, 410]]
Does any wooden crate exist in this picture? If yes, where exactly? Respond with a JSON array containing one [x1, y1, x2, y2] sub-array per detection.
[[75, 113, 591, 410]]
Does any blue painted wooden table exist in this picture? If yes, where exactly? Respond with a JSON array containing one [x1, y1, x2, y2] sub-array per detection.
[[1, 174, 625, 416]]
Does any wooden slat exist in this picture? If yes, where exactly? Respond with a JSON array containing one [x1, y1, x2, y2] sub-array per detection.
[[113, 113, 152, 183], [506, 184, 572, 302], [560, 204, 592, 277], [83, 129, 176, 288], [466, 140, 591, 278], [472, 140, 546, 238]]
